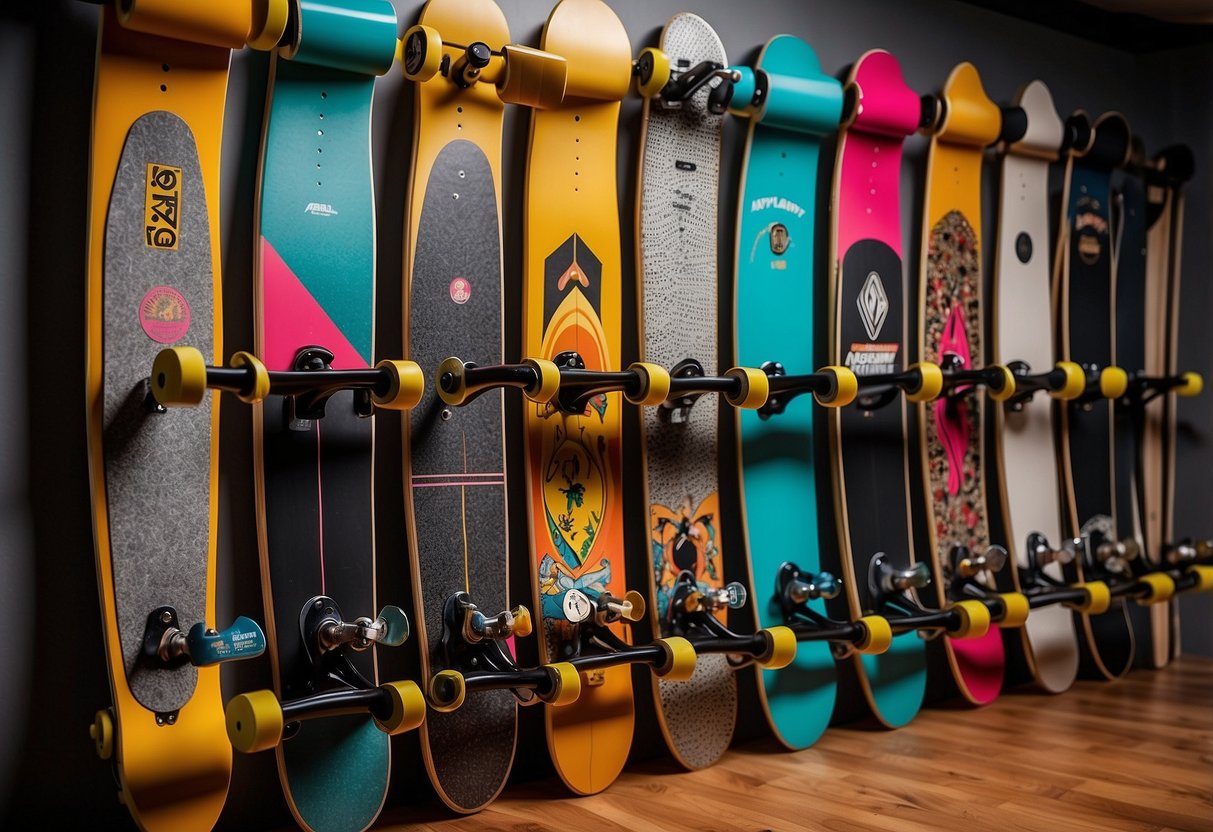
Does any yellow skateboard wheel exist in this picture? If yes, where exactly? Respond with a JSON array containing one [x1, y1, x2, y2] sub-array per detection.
[[226, 690, 283, 754], [525, 357, 562, 404], [815, 365, 858, 408], [401, 25, 443, 82], [428, 669, 467, 713], [757, 625, 797, 670], [1136, 572, 1176, 605], [723, 366, 770, 409], [908, 361, 943, 402], [511, 606, 533, 638], [230, 351, 270, 404], [377, 680, 427, 735], [1099, 366, 1129, 399], [987, 365, 1016, 402], [541, 661, 581, 707], [949, 599, 991, 640], [655, 636, 696, 681], [248, 0, 289, 51], [997, 592, 1030, 628], [621, 590, 647, 622], [856, 615, 892, 655], [89, 709, 113, 760], [1177, 371, 1203, 397], [435, 357, 468, 406], [1188, 565, 1213, 592], [1070, 581, 1111, 615], [373, 360, 425, 410], [1051, 361, 1086, 400], [151, 346, 207, 406], [635, 47, 670, 98], [625, 362, 671, 406]]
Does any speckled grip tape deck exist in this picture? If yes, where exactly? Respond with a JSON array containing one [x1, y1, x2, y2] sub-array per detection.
[[731, 34, 842, 750], [86, 3, 262, 827], [522, 0, 633, 796], [917, 62, 1004, 705], [252, 3, 397, 830], [403, 0, 516, 813], [826, 50, 925, 729], [991, 80, 1080, 694], [1056, 112, 1135, 680], [637, 12, 734, 771]]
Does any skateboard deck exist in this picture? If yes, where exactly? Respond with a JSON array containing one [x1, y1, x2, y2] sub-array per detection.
[[401, 0, 563, 811], [990, 80, 1080, 693], [635, 13, 736, 769], [827, 50, 928, 729], [1055, 111, 1135, 680], [251, 3, 400, 830], [730, 34, 843, 749], [917, 62, 1006, 705], [84, 3, 281, 828], [522, 0, 634, 795]]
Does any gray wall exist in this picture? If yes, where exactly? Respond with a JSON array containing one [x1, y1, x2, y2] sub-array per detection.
[[0, 0, 1207, 828]]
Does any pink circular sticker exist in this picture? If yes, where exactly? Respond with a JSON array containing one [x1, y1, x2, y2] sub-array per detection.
[[139, 286, 191, 344], [449, 277, 471, 305]]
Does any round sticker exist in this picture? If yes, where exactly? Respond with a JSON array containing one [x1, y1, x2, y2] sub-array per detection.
[[562, 589, 593, 623], [139, 286, 191, 344], [449, 277, 471, 305]]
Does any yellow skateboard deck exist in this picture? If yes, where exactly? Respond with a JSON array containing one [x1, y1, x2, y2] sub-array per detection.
[[84, 2, 284, 829], [522, 0, 634, 796]]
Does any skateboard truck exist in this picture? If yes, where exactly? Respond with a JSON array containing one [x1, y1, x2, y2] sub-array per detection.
[[937, 355, 1016, 402], [852, 361, 945, 410], [400, 26, 567, 110], [1121, 370, 1203, 406], [435, 355, 561, 407], [865, 554, 992, 640], [1066, 362, 1129, 410], [659, 358, 768, 421], [225, 595, 425, 755], [943, 545, 1030, 628], [1160, 540, 1213, 594], [149, 345, 424, 425], [754, 362, 858, 417], [1003, 360, 1087, 409], [1017, 532, 1112, 613], [548, 588, 697, 684], [659, 572, 797, 670], [771, 562, 892, 657], [632, 48, 740, 112], [426, 592, 580, 711], [549, 351, 675, 413], [1076, 532, 1177, 607], [140, 606, 267, 669]]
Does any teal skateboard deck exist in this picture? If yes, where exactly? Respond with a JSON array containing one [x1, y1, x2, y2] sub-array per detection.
[[251, 3, 400, 830], [729, 34, 843, 749]]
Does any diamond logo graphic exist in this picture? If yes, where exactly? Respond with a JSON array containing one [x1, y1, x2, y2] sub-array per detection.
[[857, 270, 889, 341]]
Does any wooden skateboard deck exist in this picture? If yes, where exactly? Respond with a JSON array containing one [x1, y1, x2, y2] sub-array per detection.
[[990, 80, 1080, 693], [917, 63, 1005, 705], [1055, 111, 1135, 680], [522, 0, 633, 796], [827, 50, 927, 729], [402, 0, 528, 812], [635, 13, 735, 769], [730, 34, 843, 749], [85, 3, 282, 828], [251, 3, 399, 830]]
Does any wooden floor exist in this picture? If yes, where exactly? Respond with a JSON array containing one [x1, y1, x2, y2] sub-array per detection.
[[378, 656, 1213, 832]]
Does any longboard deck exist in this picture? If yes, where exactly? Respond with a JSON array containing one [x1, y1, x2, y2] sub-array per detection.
[[1056, 112, 1135, 680], [522, 0, 633, 796], [403, 0, 516, 813], [827, 50, 926, 729], [251, 4, 397, 830], [917, 63, 1005, 705], [85, 5, 267, 827], [636, 12, 735, 769], [732, 34, 843, 749], [990, 80, 1080, 694]]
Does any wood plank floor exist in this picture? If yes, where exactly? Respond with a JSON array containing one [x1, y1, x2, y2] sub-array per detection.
[[378, 656, 1213, 832]]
